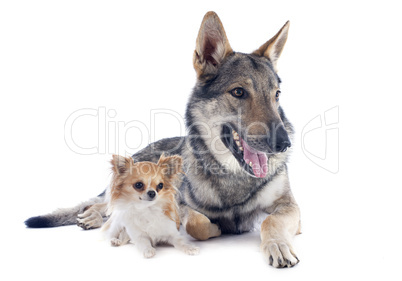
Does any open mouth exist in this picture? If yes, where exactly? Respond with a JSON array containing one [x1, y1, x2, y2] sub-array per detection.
[[221, 125, 269, 178]]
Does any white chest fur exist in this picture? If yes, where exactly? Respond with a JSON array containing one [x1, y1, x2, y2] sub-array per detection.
[[113, 205, 177, 244], [255, 173, 288, 210]]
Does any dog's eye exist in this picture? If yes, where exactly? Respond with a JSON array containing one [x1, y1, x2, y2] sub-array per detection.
[[157, 183, 164, 190], [230, 88, 246, 98], [275, 90, 281, 102], [134, 182, 144, 190]]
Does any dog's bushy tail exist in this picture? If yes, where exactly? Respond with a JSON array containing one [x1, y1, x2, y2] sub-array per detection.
[[25, 192, 105, 228]]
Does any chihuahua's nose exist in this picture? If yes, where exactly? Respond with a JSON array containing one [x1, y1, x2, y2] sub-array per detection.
[[147, 190, 156, 199]]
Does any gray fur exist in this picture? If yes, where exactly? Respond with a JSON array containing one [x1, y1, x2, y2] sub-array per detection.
[[25, 195, 104, 228]]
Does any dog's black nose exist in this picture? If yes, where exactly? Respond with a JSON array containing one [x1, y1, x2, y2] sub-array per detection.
[[270, 125, 291, 153], [274, 139, 291, 153], [147, 190, 156, 199]]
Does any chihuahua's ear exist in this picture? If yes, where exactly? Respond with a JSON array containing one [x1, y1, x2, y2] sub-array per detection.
[[111, 155, 134, 175], [157, 154, 183, 178], [253, 21, 290, 72], [193, 11, 233, 78]]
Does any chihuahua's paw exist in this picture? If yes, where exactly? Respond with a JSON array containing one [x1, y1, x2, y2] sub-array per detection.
[[110, 238, 122, 247], [143, 247, 156, 258], [183, 245, 200, 256], [77, 209, 103, 230]]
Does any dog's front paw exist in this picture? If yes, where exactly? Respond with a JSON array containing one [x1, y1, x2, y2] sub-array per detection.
[[261, 240, 299, 268], [183, 245, 200, 256], [111, 238, 122, 247], [143, 247, 156, 258], [77, 209, 103, 230]]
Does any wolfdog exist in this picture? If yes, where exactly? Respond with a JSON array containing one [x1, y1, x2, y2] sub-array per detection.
[[25, 11, 301, 268]]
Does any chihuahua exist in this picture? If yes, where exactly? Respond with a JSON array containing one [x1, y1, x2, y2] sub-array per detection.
[[102, 154, 199, 258]]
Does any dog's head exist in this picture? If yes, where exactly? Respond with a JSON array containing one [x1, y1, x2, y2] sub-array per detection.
[[109, 154, 182, 209], [188, 12, 293, 178]]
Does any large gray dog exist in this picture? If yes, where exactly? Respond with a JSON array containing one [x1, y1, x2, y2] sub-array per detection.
[[25, 11, 301, 268]]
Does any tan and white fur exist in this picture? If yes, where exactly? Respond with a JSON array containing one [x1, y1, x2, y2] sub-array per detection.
[[101, 154, 199, 258]]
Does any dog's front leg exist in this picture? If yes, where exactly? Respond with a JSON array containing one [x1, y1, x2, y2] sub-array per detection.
[[125, 225, 156, 258], [180, 206, 221, 241], [261, 193, 301, 268], [169, 234, 200, 255], [110, 228, 131, 247], [135, 235, 156, 258]]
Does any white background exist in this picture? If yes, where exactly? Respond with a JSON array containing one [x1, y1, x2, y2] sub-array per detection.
[[1, 0, 402, 280]]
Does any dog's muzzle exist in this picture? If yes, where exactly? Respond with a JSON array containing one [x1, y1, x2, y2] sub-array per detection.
[[246, 125, 291, 154], [221, 123, 291, 178]]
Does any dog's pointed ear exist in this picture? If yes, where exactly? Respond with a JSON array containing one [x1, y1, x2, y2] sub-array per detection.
[[193, 11, 233, 78], [157, 154, 183, 178], [111, 155, 134, 175], [253, 21, 290, 72]]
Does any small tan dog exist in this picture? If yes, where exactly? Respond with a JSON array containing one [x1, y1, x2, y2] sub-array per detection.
[[102, 154, 199, 258]]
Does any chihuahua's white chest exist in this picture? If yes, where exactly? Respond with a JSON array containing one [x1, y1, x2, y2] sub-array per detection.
[[122, 205, 178, 244]]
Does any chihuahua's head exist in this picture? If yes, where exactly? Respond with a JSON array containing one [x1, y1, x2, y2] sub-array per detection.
[[109, 154, 183, 210]]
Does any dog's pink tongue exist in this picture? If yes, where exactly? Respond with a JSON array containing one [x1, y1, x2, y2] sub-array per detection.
[[241, 139, 268, 178]]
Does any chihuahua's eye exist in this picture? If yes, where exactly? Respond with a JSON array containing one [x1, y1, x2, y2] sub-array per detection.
[[134, 182, 144, 190], [157, 183, 164, 190], [230, 87, 246, 98], [275, 90, 281, 102]]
